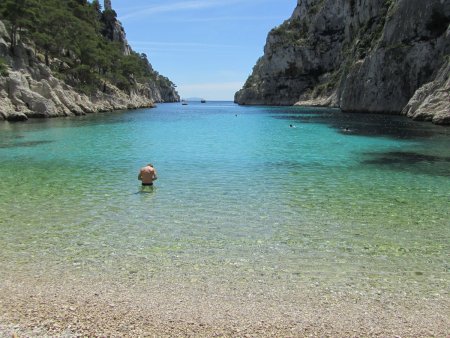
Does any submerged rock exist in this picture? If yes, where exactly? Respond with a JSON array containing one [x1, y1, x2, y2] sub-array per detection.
[[235, 0, 450, 125]]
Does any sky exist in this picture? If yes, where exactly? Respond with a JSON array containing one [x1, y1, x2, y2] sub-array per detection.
[[110, 0, 297, 101]]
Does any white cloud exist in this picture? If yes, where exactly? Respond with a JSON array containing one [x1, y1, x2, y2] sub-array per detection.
[[130, 15, 286, 23], [127, 41, 244, 56], [120, 0, 240, 21], [129, 41, 242, 49]]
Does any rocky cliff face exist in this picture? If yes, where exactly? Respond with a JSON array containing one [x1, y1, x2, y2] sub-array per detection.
[[0, 17, 179, 121], [100, 13, 180, 104], [101, 9, 132, 56], [235, 0, 450, 125]]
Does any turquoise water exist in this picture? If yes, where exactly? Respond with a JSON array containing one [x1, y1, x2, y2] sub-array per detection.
[[0, 102, 449, 296]]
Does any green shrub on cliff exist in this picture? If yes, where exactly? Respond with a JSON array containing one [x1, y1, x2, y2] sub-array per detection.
[[0, 0, 35, 49], [0, 0, 171, 95], [271, 17, 307, 46], [0, 57, 8, 76]]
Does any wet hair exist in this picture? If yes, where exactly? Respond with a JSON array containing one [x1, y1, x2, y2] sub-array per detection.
[[147, 163, 153, 167]]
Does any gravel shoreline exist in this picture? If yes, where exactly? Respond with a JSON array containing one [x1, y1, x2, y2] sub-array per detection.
[[1, 272, 448, 337]]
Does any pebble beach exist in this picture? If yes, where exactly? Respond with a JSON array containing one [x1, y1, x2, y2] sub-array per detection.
[[1, 275, 449, 337]]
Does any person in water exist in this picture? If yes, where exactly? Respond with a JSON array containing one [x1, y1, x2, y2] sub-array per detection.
[[138, 163, 158, 186]]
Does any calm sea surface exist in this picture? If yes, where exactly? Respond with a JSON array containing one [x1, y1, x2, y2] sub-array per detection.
[[0, 102, 449, 296]]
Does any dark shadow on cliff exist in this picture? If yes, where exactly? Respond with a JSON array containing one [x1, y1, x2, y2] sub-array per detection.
[[272, 109, 450, 140]]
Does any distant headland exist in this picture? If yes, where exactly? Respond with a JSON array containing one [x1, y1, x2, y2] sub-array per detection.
[[0, 0, 180, 121]]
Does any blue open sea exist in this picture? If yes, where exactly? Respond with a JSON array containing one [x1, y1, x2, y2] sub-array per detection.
[[0, 102, 449, 298]]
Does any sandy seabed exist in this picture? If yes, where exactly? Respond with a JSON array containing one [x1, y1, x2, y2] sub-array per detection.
[[0, 269, 448, 338]]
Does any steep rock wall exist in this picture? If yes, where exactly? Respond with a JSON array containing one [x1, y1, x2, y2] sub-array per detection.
[[235, 0, 450, 125], [0, 63, 157, 121], [102, 9, 132, 56], [0, 18, 179, 121]]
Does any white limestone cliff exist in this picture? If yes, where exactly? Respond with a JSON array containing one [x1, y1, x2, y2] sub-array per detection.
[[0, 19, 179, 121], [235, 0, 450, 125]]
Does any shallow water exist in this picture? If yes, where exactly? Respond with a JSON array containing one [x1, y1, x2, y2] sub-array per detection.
[[0, 102, 449, 297]]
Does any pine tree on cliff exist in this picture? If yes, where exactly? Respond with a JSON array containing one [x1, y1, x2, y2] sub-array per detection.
[[0, 0, 35, 51]]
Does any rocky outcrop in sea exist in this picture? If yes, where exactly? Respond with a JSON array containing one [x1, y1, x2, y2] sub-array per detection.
[[0, 17, 179, 121], [235, 0, 450, 125]]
